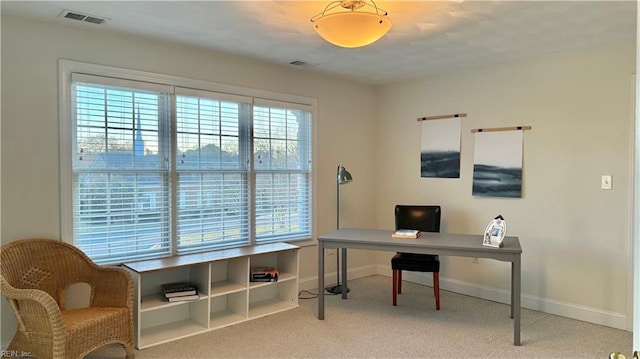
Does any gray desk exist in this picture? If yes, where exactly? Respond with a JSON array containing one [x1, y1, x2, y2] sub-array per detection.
[[317, 228, 523, 345]]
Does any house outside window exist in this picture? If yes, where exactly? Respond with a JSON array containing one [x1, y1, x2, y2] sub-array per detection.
[[60, 61, 314, 264]]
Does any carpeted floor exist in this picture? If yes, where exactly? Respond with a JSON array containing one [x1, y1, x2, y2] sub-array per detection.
[[88, 275, 632, 358]]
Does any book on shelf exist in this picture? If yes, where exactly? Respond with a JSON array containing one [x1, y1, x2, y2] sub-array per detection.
[[167, 293, 200, 302], [250, 266, 279, 282], [392, 229, 421, 239], [162, 282, 198, 298]]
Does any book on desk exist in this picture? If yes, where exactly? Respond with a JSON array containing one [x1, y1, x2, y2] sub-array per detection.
[[392, 229, 421, 239]]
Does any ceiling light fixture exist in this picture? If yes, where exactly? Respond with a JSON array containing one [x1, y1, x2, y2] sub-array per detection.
[[310, 0, 392, 48]]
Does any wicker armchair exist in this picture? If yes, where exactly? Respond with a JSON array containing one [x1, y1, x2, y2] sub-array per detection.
[[1, 238, 135, 359]]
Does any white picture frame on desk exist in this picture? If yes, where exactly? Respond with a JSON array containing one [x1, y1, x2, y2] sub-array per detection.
[[483, 215, 506, 248]]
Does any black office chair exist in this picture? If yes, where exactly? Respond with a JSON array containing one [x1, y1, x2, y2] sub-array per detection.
[[391, 205, 441, 310]]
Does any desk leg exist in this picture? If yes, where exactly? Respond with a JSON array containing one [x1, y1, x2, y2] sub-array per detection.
[[341, 248, 348, 299], [511, 263, 514, 319], [318, 242, 325, 320], [512, 256, 521, 346]]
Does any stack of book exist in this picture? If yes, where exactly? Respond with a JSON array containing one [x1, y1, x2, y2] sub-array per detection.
[[162, 282, 199, 302], [250, 267, 279, 282], [392, 229, 421, 239]]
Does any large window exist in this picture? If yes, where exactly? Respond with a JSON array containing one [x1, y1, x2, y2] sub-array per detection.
[[61, 63, 314, 264]]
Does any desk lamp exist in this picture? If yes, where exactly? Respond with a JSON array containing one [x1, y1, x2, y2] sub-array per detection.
[[326, 164, 352, 294]]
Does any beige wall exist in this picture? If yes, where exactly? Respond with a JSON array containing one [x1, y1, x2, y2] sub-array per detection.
[[0, 12, 636, 346], [375, 43, 635, 328]]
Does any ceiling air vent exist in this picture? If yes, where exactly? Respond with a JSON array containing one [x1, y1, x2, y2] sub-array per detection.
[[60, 10, 108, 25]]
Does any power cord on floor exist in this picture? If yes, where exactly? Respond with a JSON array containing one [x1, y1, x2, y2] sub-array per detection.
[[297, 287, 346, 299], [298, 290, 318, 299]]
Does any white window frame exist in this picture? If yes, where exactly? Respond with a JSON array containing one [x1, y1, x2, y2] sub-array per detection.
[[59, 60, 317, 264]]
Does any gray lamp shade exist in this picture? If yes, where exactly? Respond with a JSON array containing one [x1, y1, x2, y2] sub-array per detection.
[[337, 165, 353, 185]]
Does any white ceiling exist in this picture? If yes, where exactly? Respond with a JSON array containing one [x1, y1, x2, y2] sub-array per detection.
[[2, 1, 636, 85]]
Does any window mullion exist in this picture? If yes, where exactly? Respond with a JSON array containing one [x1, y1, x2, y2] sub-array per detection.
[[247, 101, 256, 244], [169, 92, 178, 256]]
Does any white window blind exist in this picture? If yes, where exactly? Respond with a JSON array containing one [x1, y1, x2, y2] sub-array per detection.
[[175, 88, 251, 252], [71, 78, 172, 263], [65, 65, 314, 265], [253, 103, 312, 242]]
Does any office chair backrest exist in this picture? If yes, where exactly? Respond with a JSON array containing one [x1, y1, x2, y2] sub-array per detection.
[[395, 205, 441, 233]]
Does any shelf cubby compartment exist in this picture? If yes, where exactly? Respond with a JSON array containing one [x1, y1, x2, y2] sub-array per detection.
[[248, 279, 298, 319], [210, 257, 248, 297], [139, 298, 209, 348], [249, 249, 298, 285], [210, 290, 247, 329], [139, 264, 209, 303]]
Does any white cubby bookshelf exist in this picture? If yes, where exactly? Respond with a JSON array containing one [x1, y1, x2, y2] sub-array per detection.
[[123, 242, 299, 349]]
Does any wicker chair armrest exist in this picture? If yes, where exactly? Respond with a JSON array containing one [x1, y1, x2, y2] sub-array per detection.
[[89, 266, 134, 308], [1, 279, 65, 334]]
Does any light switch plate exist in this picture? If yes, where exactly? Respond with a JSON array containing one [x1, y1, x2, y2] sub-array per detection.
[[601, 175, 612, 190]]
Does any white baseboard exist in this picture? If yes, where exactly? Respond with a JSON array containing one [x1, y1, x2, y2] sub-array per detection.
[[300, 264, 628, 331]]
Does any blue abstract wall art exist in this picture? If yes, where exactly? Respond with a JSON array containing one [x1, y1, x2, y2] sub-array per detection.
[[472, 130, 523, 198], [420, 118, 461, 178]]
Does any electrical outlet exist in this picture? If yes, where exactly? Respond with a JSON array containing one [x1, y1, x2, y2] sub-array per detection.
[[472, 257, 479, 264]]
